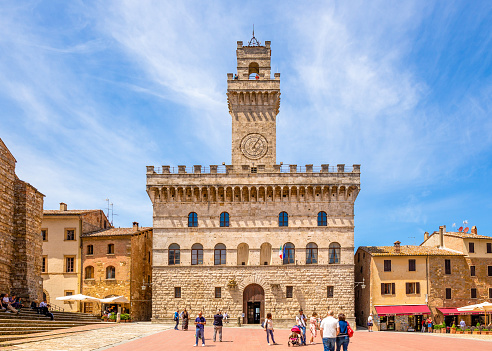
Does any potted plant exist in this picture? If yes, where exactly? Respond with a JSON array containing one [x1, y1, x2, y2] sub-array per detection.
[[433, 324, 440, 333], [109, 312, 116, 322], [450, 323, 456, 334], [465, 328, 471, 334], [455, 327, 462, 334], [472, 325, 481, 335], [101, 315, 108, 322], [120, 313, 130, 323], [441, 324, 447, 333]]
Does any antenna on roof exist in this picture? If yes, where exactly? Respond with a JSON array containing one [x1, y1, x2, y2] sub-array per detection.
[[458, 226, 463, 232], [464, 227, 469, 233], [248, 24, 261, 46]]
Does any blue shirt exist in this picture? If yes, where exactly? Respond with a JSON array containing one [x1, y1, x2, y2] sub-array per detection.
[[195, 316, 206, 329], [338, 320, 348, 335]]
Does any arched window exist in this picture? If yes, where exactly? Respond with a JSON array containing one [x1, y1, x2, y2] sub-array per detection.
[[87, 245, 93, 255], [279, 212, 288, 227], [107, 244, 114, 254], [260, 242, 272, 265], [191, 243, 203, 265], [188, 212, 198, 227], [85, 266, 94, 279], [168, 244, 180, 265], [329, 242, 341, 264], [318, 211, 327, 226], [237, 243, 249, 265], [220, 212, 230, 227], [283, 242, 295, 264], [306, 243, 318, 264], [214, 243, 226, 265], [106, 266, 115, 279]]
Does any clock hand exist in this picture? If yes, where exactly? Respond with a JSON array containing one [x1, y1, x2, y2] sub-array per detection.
[[252, 138, 260, 150]]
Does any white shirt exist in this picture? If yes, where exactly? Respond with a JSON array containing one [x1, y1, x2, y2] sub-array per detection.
[[368, 316, 373, 323], [2, 297, 9, 304], [39, 301, 47, 307], [265, 318, 273, 330], [296, 314, 307, 327], [320, 316, 338, 338]]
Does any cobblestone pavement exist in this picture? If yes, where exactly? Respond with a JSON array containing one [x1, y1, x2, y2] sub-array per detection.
[[5, 323, 172, 351]]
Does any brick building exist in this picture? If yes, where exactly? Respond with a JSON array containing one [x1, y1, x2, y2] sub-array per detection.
[[81, 223, 153, 321], [355, 226, 492, 331], [0, 138, 44, 301], [41, 203, 110, 311], [147, 37, 361, 326]]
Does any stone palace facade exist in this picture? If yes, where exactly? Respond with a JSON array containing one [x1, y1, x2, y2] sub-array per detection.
[[147, 37, 361, 326]]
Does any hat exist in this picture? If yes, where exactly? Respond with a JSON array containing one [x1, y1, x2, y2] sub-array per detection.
[[299, 308, 303, 312]]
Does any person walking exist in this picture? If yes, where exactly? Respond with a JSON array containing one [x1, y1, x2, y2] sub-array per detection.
[[459, 319, 466, 330], [336, 313, 350, 351], [320, 310, 338, 351], [264, 312, 277, 345], [194, 311, 206, 347], [296, 308, 307, 346], [182, 309, 189, 330], [174, 309, 180, 330], [309, 312, 319, 344], [213, 310, 223, 342], [427, 317, 433, 333], [367, 313, 373, 332]]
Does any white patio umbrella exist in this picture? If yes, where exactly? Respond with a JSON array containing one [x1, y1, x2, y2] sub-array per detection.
[[458, 302, 492, 325], [55, 294, 101, 302], [99, 296, 129, 304]]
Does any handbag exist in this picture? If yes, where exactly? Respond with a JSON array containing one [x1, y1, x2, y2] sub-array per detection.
[[347, 323, 354, 338]]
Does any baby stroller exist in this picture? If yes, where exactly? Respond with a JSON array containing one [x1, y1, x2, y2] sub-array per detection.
[[288, 326, 301, 347]]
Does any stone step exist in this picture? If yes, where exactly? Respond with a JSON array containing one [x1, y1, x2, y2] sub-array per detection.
[[0, 321, 102, 328], [0, 326, 70, 331], [0, 314, 100, 322], [0, 329, 55, 336]]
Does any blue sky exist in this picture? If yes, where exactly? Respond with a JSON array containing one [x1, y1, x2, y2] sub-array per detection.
[[1, 1, 491, 248]]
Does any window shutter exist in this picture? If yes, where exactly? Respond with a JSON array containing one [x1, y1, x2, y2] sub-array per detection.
[[392, 283, 396, 294], [381, 283, 385, 295], [416, 282, 420, 294], [406, 283, 410, 294]]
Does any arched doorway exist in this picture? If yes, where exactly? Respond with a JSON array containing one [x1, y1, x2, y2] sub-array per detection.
[[243, 284, 264, 324]]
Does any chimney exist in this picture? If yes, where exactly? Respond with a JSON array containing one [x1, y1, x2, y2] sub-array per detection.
[[394, 241, 401, 254], [133, 222, 139, 231], [471, 226, 477, 235], [439, 225, 446, 248], [59, 202, 67, 211], [424, 232, 429, 241]]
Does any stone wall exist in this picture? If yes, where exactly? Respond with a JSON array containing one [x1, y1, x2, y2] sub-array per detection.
[[12, 179, 44, 300], [0, 141, 15, 294], [81, 210, 111, 234], [130, 229, 153, 321], [354, 248, 372, 326], [152, 264, 354, 327]]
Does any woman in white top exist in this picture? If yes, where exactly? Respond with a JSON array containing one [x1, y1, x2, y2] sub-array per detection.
[[264, 313, 278, 345], [367, 314, 373, 332]]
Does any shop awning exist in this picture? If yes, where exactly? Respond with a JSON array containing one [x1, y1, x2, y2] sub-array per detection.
[[375, 305, 431, 316], [438, 308, 483, 316]]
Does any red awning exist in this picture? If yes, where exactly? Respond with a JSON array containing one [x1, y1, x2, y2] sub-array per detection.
[[438, 308, 483, 316], [375, 305, 431, 316]]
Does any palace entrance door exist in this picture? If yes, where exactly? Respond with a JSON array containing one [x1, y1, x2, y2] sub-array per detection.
[[243, 284, 264, 324]]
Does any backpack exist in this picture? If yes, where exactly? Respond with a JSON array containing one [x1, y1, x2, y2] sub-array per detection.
[[347, 323, 354, 338], [261, 321, 265, 328]]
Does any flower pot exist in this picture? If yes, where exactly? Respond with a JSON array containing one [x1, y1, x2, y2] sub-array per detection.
[[450, 328, 456, 334], [457, 331, 463, 334], [441, 329, 446, 333], [465, 331, 471, 334], [472, 331, 480, 335]]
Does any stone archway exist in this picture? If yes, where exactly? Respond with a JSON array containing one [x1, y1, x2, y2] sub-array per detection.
[[243, 284, 264, 325]]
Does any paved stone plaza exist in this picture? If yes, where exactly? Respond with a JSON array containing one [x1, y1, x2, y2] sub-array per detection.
[[4, 324, 492, 350]]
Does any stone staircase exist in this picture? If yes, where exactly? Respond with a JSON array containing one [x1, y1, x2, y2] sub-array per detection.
[[0, 308, 103, 345]]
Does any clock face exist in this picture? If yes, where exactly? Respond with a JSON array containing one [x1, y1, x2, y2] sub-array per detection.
[[241, 133, 268, 160]]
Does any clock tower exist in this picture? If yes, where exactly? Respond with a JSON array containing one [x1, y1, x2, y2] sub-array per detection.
[[227, 35, 280, 169]]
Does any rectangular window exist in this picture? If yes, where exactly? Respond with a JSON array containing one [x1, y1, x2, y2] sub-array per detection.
[[286, 286, 293, 298], [470, 266, 476, 276], [446, 288, 452, 300], [489, 288, 492, 299], [384, 260, 391, 272], [445, 259, 451, 275], [471, 288, 477, 299], [488, 266, 492, 276], [63, 290, 74, 304], [107, 244, 114, 254], [41, 256, 47, 273], [215, 287, 221, 298], [41, 229, 48, 241], [405, 282, 420, 294], [487, 243, 492, 253], [65, 257, 75, 273], [408, 259, 416, 272], [65, 228, 75, 241], [469, 242, 475, 253], [327, 286, 334, 298], [174, 287, 181, 298], [87, 245, 93, 255], [358, 252, 360, 263], [381, 283, 395, 295]]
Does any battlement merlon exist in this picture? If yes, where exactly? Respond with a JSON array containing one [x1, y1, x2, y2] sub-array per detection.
[[233, 40, 276, 81], [146, 164, 360, 190]]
